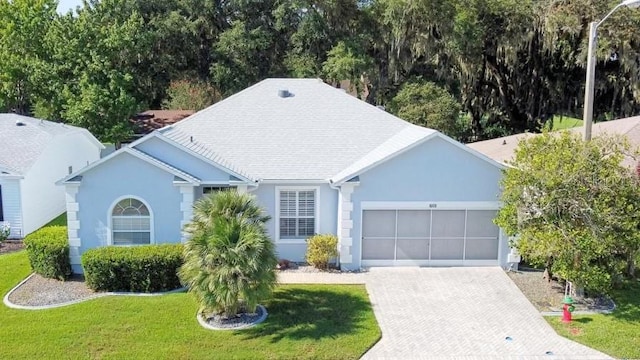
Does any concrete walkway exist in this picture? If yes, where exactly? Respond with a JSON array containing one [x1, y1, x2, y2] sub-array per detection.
[[279, 268, 611, 359]]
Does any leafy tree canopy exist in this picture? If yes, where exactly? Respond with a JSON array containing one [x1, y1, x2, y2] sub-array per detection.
[[390, 80, 466, 140], [162, 78, 221, 111], [495, 132, 640, 293]]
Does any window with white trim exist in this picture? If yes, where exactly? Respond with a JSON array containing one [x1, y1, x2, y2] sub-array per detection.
[[111, 198, 151, 245], [279, 190, 316, 239]]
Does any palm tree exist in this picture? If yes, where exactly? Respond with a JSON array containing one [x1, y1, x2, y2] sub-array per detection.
[[179, 191, 277, 318]]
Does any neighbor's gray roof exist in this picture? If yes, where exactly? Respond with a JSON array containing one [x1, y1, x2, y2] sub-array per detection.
[[0, 114, 100, 175], [159, 78, 437, 181], [467, 116, 640, 168]]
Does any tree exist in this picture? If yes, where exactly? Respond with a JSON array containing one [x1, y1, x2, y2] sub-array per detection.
[[495, 132, 640, 294], [210, 20, 275, 95], [390, 80, 467, 140], [162, 78, 221, 111], [322, 41, 373, 97], [0, 0, 56, 114], [179, 191, 278, 317]]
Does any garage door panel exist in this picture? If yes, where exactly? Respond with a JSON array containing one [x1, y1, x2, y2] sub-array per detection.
[[362, 238, 395, 260], [430, 238, 464, 260], [361, 207, 500, 265], [397, 210, 430, 237], [396, 239, 429, 260], [465, 238, 499, 260], [466, 210, 499, 238], [363, 210, 396, 238], [431, 210, 465, 238]]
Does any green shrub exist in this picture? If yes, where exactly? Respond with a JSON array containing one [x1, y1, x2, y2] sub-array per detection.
[[23, 226, 71, 280], [82, 244, 184, 292], [306, 234, 338, 270]]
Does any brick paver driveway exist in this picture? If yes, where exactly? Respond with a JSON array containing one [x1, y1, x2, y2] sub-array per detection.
[[362, 267, 611, 359]]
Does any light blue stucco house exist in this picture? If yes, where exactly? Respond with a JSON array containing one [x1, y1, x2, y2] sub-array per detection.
[[59, 78, 516, 273]]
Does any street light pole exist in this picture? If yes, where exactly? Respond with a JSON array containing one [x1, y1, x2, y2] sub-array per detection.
[[583, 22, 598, 141], [582, 0, 640, 141]]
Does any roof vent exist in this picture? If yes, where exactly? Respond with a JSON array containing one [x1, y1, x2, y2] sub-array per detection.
[[278, 89, 290, 98], [15, 120, 26, 126]]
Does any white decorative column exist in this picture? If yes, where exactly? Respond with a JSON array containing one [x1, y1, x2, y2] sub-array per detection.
[[178, 185, 195, 242], [65, 184, 82, 266], [236, 184, 248, 194], [337, 183, 357, 265]]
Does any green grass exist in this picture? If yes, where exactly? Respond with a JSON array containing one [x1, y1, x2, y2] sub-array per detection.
[[546, 284, 640, 359], [0, 251, 380, 359], [547, 115, 583, 131], [44, 213, 67, 227]]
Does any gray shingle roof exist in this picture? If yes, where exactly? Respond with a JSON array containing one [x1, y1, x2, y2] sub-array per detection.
[[0, 114, 97, 175], [467, 116, 640, 168], [160, 78, 437, 181]]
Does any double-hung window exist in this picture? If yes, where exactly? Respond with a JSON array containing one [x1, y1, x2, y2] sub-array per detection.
[[279, 189, 316, 240]]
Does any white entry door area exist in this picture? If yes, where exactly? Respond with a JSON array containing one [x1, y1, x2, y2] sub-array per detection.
[[361, 204, 501, 267]]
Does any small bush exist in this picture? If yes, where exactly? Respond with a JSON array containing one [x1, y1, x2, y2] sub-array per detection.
[[82, 244, 184, 292], [306, 234, 338, 270], [23, 226, 71, 280]]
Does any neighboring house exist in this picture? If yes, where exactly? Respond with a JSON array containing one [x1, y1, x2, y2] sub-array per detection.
[[59, 78, 511, 273], [468, 116, 640, 168], [0, 114, 103, 238], [130, 110, 195, 139]]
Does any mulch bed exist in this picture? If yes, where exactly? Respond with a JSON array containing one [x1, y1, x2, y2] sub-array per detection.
[[507, 267, 614, 312], [0, 241, 24, 255]]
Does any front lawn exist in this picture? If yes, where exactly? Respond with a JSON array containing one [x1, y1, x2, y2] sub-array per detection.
[[0, 251, 380, 359], [546, 284, 640, 359]]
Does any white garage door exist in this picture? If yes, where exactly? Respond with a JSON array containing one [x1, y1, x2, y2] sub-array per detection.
[[361, 209, 500, 266]]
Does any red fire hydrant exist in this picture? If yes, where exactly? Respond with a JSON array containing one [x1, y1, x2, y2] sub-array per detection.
[[562, 296, 575, 323]]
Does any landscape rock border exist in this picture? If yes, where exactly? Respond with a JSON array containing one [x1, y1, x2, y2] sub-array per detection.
[[197, 305, 268, 331], [3, 273, 186, 310]]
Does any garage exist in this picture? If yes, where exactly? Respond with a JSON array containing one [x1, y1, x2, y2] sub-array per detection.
[[361, 207, 501, 266]]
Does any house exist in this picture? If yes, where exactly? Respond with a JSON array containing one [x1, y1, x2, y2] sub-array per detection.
[[0, 114, 103, 238], [468, 116, 640, 168], [130, 110, 195, 139], [59, 78, 512, 273]]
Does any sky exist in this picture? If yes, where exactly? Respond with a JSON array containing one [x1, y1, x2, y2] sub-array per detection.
[[57, 0, 84, 14]]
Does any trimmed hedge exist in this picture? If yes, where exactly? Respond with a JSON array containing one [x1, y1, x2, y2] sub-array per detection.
[[82, 244, 184, 292], [23, 226, 72, 280]]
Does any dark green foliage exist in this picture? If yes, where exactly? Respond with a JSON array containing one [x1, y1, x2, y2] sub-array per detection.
[[179, 191, 278, 317], [306, 234, 338, 270], [23, 226, 71, 280], [3, 0, 640, 141], [390, 80, 467, 140], [496, 132, 640, 294], [82, 244, 184, 292]]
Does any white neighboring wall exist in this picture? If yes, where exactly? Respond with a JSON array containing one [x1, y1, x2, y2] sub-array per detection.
[[0, 178, 23, 238], [20, 132, 101, 236]]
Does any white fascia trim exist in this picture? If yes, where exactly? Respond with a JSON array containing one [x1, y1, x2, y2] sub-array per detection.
[[331, 131, 506, 185], [57, 147, 200, 185], [274, 186, 321, 244], [360, 201, 502, 210], [78, 129, 106, 150], [150, 131, 255, 184], [434, 133, 507, 170], [106, 195, 155, 246], [331, 132, 438, 185]]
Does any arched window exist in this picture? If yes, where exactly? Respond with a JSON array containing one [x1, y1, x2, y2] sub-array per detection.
[[111, 198, 151, 245]]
